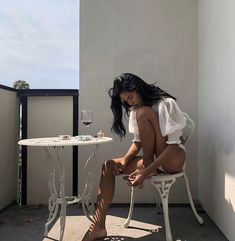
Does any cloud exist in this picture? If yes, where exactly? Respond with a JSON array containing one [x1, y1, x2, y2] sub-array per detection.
[[0, 0, 79, 88]]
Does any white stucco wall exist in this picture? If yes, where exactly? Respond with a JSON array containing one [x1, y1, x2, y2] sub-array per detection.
[[0, 88, 18, 210], [80, 0, 198, 203], [198, 1, 235, 240], [27, 96, 73, 204]]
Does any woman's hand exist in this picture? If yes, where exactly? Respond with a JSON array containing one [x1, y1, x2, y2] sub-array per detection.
[[113, 159, 127, 176], [124, 169, 147, 187]]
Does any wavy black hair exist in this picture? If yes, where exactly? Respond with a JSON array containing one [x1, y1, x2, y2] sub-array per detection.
[[108, 73, 176, 138]]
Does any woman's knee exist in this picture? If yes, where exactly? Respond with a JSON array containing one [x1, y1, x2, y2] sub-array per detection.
[[136, 106, 155, 121], [102, 159, 115, 174]]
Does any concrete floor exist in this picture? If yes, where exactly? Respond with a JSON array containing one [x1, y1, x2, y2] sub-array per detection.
[[0, 204, 228, 241]]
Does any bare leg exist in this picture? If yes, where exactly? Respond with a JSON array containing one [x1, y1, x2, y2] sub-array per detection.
[[136, 106, 185, 174], [81, 160, 114, 241], [82, 156, 143, 241], [136, 106, 166, 169]]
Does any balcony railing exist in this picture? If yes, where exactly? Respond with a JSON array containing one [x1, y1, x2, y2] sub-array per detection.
[[0, 84, 79, 207]]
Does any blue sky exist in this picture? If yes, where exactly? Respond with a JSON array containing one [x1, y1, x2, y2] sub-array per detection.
[[0, 0, 79, 89]]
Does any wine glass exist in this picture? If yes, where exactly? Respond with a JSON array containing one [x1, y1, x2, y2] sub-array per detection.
[[81, 110, 93, 135]]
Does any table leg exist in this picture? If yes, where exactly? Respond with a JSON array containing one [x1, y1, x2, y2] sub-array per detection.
[[43, 146, 66, 241], [57, 146, 66, 241], [43, 143, 100, 239], [43, 147, 59, 237], [80, 144, 99, 221]]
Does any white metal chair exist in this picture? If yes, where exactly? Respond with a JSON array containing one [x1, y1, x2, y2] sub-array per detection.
[[123, 113, 204, 241]]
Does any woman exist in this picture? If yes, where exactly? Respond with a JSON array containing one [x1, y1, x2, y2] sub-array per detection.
[[82, 73, 187, 241]]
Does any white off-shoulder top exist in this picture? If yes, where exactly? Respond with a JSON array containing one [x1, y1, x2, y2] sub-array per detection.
[[129, 98, 187, 149]]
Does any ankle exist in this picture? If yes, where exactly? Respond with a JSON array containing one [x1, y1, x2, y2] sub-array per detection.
[[93, 211, 106, 227], [92, 220, 105, 229]]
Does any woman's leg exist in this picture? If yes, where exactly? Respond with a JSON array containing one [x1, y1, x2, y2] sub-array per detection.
[[136, 106, 185, 173], [136, 106, 166, 167], [82, 156, 143, 241]]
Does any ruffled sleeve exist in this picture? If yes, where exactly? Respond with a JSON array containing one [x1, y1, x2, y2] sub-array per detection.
[[129, 108, 141, 142], [157, 98, 187, 145]]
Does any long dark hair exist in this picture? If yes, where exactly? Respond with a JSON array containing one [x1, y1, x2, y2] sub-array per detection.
[[108, 73, 176, 138]]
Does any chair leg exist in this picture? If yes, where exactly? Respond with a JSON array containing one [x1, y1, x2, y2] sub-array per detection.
[[124, 186, 135, 228], [153, 188, 162, 214], [151, 179, 176, 241], [183, 174, 204, 224]]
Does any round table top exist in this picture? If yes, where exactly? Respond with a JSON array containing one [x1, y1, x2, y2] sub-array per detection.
[[18, 136, 113, 147]]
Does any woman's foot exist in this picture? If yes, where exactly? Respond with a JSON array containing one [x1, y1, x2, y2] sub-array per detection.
[[82, 223, 107, 241]]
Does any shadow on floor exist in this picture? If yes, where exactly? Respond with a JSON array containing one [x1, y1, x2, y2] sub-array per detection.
[[0, 204, 229, 241]]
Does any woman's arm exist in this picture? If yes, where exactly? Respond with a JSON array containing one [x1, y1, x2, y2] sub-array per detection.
[[115, 142, 142, 175], [123, 142, 142, 164], [127, 144, 180, 186]]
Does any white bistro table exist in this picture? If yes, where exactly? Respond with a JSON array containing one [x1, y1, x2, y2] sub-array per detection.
[[18, 136, 113, 241]]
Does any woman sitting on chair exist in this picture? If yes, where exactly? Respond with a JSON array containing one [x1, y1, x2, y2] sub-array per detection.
[[82, 73, 187, 241]]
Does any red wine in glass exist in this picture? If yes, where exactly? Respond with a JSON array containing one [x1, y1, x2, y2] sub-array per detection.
[[81, 110, 93, 135], [82, 121, 92, 127]]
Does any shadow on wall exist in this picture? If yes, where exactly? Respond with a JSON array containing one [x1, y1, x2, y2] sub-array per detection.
[[224, 173, 235, 218], [217, 135, 235, 214], [203, 127, 235, 208], [225, 175, 235, 208]]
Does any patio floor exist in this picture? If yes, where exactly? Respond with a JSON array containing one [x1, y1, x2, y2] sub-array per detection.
[[0, 204, 228, 241]]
